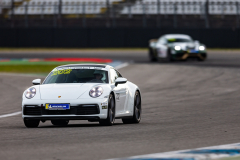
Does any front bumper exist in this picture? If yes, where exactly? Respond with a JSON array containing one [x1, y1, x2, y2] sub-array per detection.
[[22, 98, 108, 120], [173, 50, 207, 60]]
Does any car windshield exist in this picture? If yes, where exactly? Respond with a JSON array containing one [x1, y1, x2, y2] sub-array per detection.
[[43, 68, 109, 84], [167, 38, 192, 43]]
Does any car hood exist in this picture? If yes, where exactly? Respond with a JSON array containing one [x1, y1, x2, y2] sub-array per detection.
[[169, 42, 199, 50], [40, 83, 100, 100]]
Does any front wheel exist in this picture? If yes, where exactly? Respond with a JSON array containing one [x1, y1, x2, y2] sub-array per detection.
[[149, 48, 158, 62], [24, 119, 40, 128], [99, 94, 115, 126], [51, 120, 69, 126], [165, 49, 174, 62], [122, 91, 141, 124]]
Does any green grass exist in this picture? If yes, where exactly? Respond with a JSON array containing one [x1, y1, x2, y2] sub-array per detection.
[[0, 65, 61, 73], [218, 156, 240, 160]]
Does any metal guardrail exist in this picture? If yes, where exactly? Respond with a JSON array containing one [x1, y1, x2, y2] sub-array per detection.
[[0, 0, 240, 28]]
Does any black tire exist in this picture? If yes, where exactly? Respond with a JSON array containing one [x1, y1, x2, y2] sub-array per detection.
[[165, 49, 174, 62], [149, 48, 158, 62], [51, 120, 69, 126], [24, 119, 40, 128], [99, 94, 115, 126], [122, 91, 141, 124]]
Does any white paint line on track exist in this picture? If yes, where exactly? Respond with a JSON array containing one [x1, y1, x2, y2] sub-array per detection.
[[109, 142, 240, 160], [0, 111, 21, 119], [0, 61, 129, 119]]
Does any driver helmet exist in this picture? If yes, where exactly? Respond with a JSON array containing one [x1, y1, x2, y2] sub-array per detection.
[[93, 70, 106, 81]]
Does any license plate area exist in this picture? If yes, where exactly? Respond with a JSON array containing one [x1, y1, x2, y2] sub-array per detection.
[[45, 104, 70, 110], [189, 49, 198, 53]]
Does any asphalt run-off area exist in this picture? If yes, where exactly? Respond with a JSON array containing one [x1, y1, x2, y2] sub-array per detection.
[[0, 49, 240, 160]]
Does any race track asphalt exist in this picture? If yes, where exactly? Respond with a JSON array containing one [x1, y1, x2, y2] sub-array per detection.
[[0, 50, 240, 160]]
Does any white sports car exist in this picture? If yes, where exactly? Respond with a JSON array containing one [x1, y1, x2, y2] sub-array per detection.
[[22, 64, 142, 128]]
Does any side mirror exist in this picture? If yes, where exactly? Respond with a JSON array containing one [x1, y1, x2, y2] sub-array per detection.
[[149, 39, 158, 47], [32, 79, 41, 85], [115, 77, 127, 86]]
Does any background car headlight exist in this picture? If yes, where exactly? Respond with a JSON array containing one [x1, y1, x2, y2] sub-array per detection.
[[199, 46, 205, 51], [25, 87, 36, 99], [174, 46, 181, 51], [89, 86, 103, 98]]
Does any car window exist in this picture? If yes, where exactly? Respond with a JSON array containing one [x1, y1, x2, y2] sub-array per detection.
[[167, 38, 192, 43], [115, 69, 122, 77], [110, 68, 119, 83], [43, 68, 109, 84]]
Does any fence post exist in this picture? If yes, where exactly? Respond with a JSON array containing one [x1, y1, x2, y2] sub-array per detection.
[[82, 4, 86, 28], [41, 3, 44, 19], [205, 0, 209, 28], [11, 0, 14, 27], [157, 0, 161, 28], [237, 2, 239, 28], [106, 0, 110, 27], [128, 0, 132, 18], [25, 2, 28, 28], [142, 2, 146, 28], [173, 2, 177, 28], [221, 2, 225, 19], [112, 5, 116, 27], [182, 1, 185, 18], [58, 0, 62, 19], [53, 5, 57, 28]]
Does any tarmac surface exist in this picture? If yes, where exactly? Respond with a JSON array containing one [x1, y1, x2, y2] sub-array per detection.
[[0, 50, 240, 160]]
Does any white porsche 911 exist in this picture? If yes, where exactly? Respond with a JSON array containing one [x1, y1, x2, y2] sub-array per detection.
[[22, 64, 142, 128]]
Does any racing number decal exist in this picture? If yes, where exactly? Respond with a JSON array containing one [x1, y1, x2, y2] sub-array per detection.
[[64, 69, 72, 74], [116, 93, 120, 101], [52, 69, 72, 76]]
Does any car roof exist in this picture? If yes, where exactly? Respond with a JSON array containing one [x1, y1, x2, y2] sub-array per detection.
[[57, 63, 109, 69], [164, 34, 192, 39]]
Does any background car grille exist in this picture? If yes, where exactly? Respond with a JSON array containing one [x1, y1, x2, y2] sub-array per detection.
[[24, 106, 41, 115]]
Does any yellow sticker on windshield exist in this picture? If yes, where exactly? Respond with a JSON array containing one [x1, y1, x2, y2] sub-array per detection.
[[64, 69, 72, 74], [58, 69, 65, 75], [168, 38, 176, 42], [51, 69, 72, 76], [52, 71, 58, 76]]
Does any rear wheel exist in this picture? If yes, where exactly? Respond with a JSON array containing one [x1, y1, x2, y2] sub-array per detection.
[[99, 94, 115, 126], [51, 120, 69, 126], [122, 91, 141, 124], [24, 119, 40, 128]]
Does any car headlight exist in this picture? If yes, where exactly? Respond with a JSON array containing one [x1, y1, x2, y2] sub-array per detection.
[[174, 46, 181, 51], [89, 86, 103, 98], [199, 46, 205, 51], [25, 87, 36, 99]]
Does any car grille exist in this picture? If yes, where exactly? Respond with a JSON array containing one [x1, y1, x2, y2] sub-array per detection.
[[24, 106, 41, 115], [76, 105, 100, 115], [187, 46, 195, 50], [23, 104, 100, 115]]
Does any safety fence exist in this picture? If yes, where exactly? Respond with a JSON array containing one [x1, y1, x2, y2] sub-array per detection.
[[0, 0, 240, 28]]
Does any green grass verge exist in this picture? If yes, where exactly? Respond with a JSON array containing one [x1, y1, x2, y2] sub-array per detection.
[[218, 156, 240, 160], [0, 65, 60, 73]]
